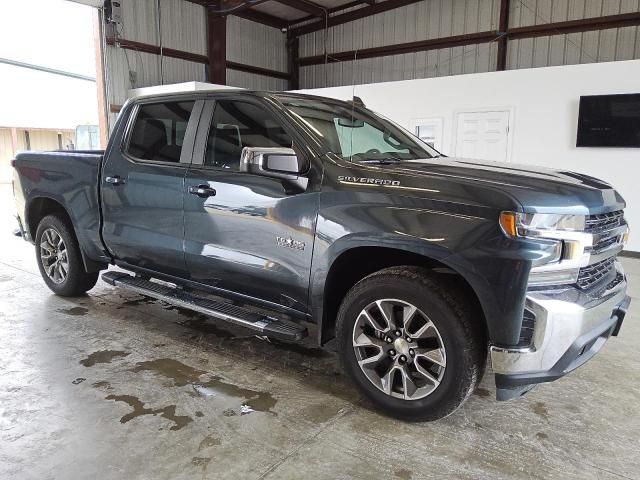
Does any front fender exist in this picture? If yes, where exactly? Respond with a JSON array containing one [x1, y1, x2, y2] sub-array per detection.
[[308, 186, 554, 347], [308, 196, 505, 342]]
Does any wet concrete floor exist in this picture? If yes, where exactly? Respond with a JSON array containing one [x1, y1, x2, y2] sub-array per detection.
[[1, 184, 639, 479]]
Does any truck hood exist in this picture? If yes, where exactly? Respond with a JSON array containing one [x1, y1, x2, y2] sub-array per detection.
[[377, 157, 626, 214]]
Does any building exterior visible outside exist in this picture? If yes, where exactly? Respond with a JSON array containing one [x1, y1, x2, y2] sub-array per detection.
[[0, 0, 99, 183], [0, 128, 79, 183]]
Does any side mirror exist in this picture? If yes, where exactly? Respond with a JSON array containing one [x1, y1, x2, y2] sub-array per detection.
[[240, 147, 308, 192]]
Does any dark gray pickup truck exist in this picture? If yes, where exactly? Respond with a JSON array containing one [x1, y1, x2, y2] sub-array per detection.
[[13, 90, 631, 420]]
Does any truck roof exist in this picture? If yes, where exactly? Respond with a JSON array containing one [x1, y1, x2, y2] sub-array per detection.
[[129, 89, 355, 108]]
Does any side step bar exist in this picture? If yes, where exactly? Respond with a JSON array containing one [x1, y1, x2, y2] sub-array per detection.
[[101, 271, 307, 341]]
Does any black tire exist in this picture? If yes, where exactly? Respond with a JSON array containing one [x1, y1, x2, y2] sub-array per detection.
[[35, 214, 99, 296], [336, 266, 485, 421]]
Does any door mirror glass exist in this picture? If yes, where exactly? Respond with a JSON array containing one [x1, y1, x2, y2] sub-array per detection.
[[265, 152, 302, 174]]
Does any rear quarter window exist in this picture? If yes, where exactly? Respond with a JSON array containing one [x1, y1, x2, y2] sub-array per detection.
[[126, 101, 195, 163]]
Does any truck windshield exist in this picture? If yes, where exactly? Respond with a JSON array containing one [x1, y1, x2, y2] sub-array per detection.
[[277, 96, 440, 162]]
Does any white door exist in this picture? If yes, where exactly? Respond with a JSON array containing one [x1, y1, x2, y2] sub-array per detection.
[[454, 111, 510, 162]]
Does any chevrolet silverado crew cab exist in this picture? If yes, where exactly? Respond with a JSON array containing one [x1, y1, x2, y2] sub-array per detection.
[[13, 90, 631, 421]]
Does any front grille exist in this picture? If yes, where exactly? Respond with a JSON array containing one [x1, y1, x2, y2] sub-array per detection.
[[592, 235, 620, 253], [516, 309, 536, 348], [585, 210, 624, 234], [604, 272, 624, 291], [577, 257, 616, 290]]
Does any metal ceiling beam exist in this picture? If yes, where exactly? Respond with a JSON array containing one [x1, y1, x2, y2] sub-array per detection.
[[105, 36, 290, 80], [185, 0, 264, 12], [287, 33, 300, 89], [299, 11, 640, 66], [226, 60, 292, 79], [185, 0, 284, 28], [207, 10, 227, 84], [496, 0, 510, 71], [288, 0, 424, 36], [288, 0, 375, 26], [299, 31, 499, 65], [273, 0, 326, 18], [105, 37, 209, 64], [508, 11, 640, 39], [234, 8, 289, 29]]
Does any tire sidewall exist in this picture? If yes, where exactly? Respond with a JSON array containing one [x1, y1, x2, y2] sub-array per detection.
[[35, 215, 86, 296], [338, 271, 475, 420]]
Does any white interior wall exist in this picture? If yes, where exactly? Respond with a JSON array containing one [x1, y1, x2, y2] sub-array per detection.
[[297, 59, 640, 252]]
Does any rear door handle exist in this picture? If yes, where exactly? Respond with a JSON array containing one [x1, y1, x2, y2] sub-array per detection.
[[105, 175, 126, 186], [189, 185, 217, 198]]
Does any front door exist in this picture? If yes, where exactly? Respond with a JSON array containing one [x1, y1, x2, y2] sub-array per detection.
[[454, 110, 511, 162], [183, 98, 319, 312], [101, 99, 202, 277]]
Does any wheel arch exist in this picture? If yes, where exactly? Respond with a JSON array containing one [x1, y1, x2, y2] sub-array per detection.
[[26, 196, 106, 273], [313, 243, 489, 347]]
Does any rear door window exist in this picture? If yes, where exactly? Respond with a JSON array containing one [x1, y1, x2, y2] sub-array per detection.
[[127, 101, 195, 163]]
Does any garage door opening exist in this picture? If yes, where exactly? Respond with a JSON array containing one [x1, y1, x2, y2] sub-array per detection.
[[0, 0, 103, 184]]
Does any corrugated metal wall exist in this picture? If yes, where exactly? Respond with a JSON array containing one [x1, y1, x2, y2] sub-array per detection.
[[104, 0, 208, 128], [300, 0, 501, 87], [299, 0, 640, 88], [508, 0, 640, 68], [104, 2, 288, 129], [226, 16, 289, 90]]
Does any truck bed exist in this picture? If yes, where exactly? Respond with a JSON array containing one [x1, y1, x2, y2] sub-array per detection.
[[13, 150, 108, 265]]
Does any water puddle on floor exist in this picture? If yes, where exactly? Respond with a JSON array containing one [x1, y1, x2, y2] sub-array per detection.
[[473, 387, 491, 398], [80, 350, 130, 367], [176, 316, 236, 339], [198, 434, 221, 449], [92, 380, 112, 390], [58, 306, 89, 316], [121, 296, 158, 307], [105, 394, 193, 430], [131, 358, 277, 414], [191, 457, 212, 470]]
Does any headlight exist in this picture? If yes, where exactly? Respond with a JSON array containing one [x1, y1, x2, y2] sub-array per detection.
[[499, 212, 586, 238], [500, 212, 590, 287]]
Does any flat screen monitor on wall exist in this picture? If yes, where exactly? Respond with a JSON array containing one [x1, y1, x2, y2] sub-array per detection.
[[577, 93, 640, 147]]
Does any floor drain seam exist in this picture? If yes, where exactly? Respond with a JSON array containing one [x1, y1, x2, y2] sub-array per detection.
[[256, 400, 361, 480]]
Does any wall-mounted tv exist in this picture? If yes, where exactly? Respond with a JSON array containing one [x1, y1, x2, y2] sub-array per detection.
[[577, 93, 640, 147]]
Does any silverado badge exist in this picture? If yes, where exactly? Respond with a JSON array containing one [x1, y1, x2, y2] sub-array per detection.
[[337, 175, 401, 186]]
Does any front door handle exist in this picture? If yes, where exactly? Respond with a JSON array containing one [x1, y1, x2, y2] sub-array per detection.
[[189, 185, 217, 198], [105, 175, 126, 186]]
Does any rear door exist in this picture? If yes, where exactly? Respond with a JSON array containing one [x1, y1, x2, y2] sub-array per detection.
[[183, 97, 319, 312], [101, 98, 203, 277]]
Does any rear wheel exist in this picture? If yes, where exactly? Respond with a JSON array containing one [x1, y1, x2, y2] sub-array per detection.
[[35, 215, 99, 296], [337, 266, 485, 421]]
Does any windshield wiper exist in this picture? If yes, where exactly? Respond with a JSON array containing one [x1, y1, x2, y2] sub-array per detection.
[[357, 157, 404, 165]]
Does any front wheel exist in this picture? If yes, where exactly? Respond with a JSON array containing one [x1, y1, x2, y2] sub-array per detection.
[[336, 266, 485, 421], [35, 214, 99, 296]]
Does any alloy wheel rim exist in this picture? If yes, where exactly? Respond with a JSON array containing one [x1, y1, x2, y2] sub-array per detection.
[[40, 228, 68, 284], [352, 299, 446, 400]]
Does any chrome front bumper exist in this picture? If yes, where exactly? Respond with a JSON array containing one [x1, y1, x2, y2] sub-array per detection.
[[491, 261, 630, 398]]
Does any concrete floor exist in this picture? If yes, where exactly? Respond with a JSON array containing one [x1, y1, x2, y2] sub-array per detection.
[[1, 183, 639, 480]]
